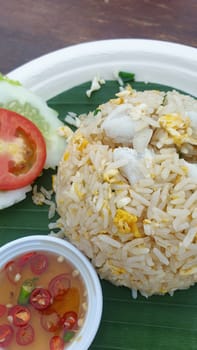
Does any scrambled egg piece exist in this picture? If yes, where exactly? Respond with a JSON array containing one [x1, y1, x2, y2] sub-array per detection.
[[73, 183, 84, 199], [110, 97, 124, 105], [116, 84, 133, 97], [103, 169, 119, 183], [63, 151, 70, 161], [57, 125, 73, 138], [159, 113, 190, 146], [159, 288, 168, 295], [108, 262, 126, 275], [73, 133, 89, 151], [113, 209, 141, 237], [181, 166, 189, 175]]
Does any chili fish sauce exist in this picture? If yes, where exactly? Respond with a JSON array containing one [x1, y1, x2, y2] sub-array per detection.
[[0, 251, 87, 349]]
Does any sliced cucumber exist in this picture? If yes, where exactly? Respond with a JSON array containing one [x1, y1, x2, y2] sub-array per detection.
[[0, 78, 66, 169], [0, 186, 31, 210]]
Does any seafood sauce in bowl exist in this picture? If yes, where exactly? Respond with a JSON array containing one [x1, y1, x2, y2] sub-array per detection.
[[0, 235, 103, 350]]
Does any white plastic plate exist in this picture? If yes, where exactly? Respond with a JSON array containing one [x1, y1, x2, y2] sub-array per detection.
[[8, 39, 197, 100]]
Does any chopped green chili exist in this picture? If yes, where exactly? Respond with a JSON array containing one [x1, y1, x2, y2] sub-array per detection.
[[93, 108, 101, 116], [118, 71, 135, 84], [18, 278, 37, 305], [63, 331, 75, 342]]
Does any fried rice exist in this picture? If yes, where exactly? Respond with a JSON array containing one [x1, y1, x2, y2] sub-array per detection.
[[55, 86, 197, 297]]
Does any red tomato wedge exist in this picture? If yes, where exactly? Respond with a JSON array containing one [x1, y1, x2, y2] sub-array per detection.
[[9, 305, 31, 327], [16, 324, 35, 345], [49, 335, 64, 350], [48, 273, 71, 300], [30, 253, 48, 275], [0, 324, 14, 347], [0, 108, 46, 190], [30, 288, 52, 310]]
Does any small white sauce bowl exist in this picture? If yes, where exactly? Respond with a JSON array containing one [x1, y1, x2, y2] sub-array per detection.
[[0, 235, 103, 350]]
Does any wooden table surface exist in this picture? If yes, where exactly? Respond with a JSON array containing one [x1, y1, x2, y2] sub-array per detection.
[[0, 0, 196, 74], [0, 2, 197, 350]]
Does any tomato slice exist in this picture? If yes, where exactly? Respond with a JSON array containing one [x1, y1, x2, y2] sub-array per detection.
[[49, 335, 64, 350], [0, 324, 14, 347], [40, 309, 61, 332], [9, 305, 31, 327], [48, 274, 71, 300], [16, 324, 35, 345], [0, 304, 7, 317], [5, 260, 21, 284], [61, 311, 78, 330], [0, 108, 46, 190], [30, 288, 52, 310], [30, 253, 48, 275]]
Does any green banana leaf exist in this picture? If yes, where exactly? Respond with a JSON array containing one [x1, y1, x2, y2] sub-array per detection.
[[0, 80, 197, 350]]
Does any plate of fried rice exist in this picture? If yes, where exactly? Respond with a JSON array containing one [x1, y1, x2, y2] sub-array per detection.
[[3, 39, 197, 349]]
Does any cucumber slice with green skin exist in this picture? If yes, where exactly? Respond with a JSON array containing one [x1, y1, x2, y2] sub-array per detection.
[[0, 79, 66, 169], [0, 76, 66, 209]]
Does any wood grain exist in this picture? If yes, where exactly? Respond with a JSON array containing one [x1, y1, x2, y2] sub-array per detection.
[[0, 0, 196, 73]]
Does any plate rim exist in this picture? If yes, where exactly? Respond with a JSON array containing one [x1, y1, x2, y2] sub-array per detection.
[[7, 38, 197, 100], [8, 38, 197, 76]]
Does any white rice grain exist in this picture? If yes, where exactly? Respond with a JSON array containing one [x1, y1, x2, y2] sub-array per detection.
[[55, 87, 197, 297], [153, 248, 169, 265], [181, 227, 197, 248]]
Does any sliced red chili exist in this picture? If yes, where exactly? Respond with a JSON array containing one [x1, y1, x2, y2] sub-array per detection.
[[0, 324, 14, 347], [16, 324, 35, 346], [30, 288, 52, 310], [40, 309, 61, 333], [61, 311, 78, 330], [30, 253, 48, 275], [17, 252, 37, 268], [9, 305, 31, 327], [48, 273, 71, 300], [0, 304, 7, 317], [49, 335, 64, 350], [4, 260, 21, 284]]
